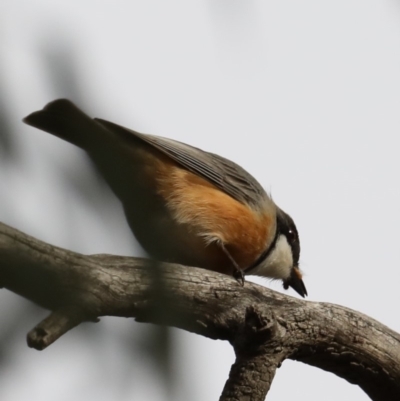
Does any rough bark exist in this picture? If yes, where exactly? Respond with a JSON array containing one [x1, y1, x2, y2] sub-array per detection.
[[0, 221, 399, 400]]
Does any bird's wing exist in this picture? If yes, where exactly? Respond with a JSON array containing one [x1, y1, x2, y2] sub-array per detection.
[[95, 118, 268, 208]]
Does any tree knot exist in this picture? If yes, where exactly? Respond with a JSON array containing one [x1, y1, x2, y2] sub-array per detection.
[[244, 305, 276, 337], [233, 305, 278, 353]]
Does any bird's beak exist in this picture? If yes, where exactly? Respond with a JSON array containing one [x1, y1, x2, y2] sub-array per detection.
[[283, 267, 308, 298]]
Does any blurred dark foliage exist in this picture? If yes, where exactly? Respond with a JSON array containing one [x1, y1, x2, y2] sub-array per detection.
[[40, 41, 111, 205], [0, 86, 15, 160], [0, 296, 45, 367], [41, 44, 84, 103], [0, 36, 174, 396]]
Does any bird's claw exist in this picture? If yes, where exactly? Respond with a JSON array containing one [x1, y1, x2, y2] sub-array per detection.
[[233, 268, 245, 286]]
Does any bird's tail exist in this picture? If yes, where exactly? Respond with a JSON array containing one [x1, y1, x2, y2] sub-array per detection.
[[23, 99, 109, 150]]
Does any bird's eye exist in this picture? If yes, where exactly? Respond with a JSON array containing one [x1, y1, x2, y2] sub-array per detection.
[[287, 229, 296, 243]]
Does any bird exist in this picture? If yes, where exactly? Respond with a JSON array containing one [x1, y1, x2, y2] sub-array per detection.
[[23, 99, 307, 297]]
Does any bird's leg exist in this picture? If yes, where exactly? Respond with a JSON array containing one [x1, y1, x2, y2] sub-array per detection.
[[220, 243, 245, 286]]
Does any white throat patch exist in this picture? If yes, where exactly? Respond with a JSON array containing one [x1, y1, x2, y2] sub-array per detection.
[[250, 234, 293, 280]]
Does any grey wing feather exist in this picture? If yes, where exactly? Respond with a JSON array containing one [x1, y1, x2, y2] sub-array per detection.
[[95, 118, 268, 207]]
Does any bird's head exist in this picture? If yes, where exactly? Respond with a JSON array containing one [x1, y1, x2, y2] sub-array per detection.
[[249, 207, 307, 298]]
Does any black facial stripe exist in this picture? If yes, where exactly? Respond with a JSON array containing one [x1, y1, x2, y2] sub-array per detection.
[[246, 208, 300, 273], [290, 236, 300, 265], [246, 225, 280, 272], [276, 208, 300, 265]]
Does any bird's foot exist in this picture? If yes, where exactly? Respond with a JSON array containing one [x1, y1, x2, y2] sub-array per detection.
[[233, 268, 245, 286]]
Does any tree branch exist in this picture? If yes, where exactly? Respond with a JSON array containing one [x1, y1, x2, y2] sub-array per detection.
[[0, 221, 399, 400]]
